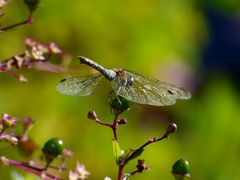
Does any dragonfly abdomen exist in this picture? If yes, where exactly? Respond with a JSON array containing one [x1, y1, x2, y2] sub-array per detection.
[[78, 56, 116, 80]]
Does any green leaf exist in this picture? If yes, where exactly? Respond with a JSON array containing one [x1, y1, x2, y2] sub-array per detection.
[[112, 139, 121, 164], [121, 148, 144, 163], [127, 148, 144, 161]]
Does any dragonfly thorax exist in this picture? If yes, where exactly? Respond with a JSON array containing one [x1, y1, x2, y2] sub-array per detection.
[[114, 69, 134, 87]]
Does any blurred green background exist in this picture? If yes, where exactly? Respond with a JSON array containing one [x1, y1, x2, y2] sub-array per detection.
[[1, 0, 240, 179]]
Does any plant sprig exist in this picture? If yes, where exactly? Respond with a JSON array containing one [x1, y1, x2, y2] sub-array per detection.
[[88, 94, 179, 180]]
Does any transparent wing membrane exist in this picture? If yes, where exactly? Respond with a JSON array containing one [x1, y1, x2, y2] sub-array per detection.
[[112, 70, 191, 106], [56, 56, 191, 106], [56, 74, 104, 96]]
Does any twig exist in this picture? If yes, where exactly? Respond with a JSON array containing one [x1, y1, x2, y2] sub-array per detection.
[[0, 157, 63, 180], [0, 16, 32, 32]]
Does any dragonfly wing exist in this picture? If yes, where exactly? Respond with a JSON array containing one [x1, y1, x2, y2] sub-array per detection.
[[56, 74, 104, 96], [111, 70, 191, 106]]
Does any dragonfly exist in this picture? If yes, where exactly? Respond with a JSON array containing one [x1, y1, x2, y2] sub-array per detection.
[[56, 56, 191, 106]]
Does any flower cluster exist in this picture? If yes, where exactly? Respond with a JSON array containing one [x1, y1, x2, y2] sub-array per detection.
[[0, 113, 37, 154], [0, 113, 89, 180], [0, 38, 70, 82], [69, 162, 90, 180], [0, 1, 91, 179]]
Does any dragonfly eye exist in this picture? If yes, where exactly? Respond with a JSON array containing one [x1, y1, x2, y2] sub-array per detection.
[[115, 69, 124, 74]]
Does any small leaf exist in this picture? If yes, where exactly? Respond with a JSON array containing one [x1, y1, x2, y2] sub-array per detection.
[[127, 148, 144, 161], [112, 139, 121, 164], [121, 148, 144, 163]]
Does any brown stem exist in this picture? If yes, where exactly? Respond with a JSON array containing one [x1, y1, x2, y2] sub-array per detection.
[[123, 169, 139, 179], [112, 127, 117, 141], [112, 115, 119, 141], [0, 65, 23, 81], [117, 165, 124, 180], [138, 135, 166, 150], [1, 157, 63, 180], [94, 115, 119, 141], [119, 134, 168, 175], [96, 120, 112, 127], [0, 16, 32, 32]]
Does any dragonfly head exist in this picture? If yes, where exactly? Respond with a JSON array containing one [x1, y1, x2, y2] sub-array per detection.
[[114, 69, 134, 88], [114, 69, 124, 75]]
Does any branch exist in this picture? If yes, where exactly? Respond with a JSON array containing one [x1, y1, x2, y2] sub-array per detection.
[[0, 156, 63, 180]]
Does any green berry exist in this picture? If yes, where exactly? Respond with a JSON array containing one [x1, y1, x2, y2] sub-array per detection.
[[109, 94, 132, 115], [42, 137, 64, 164], [172, 159, 190, 178]]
